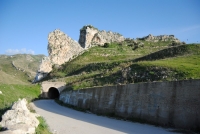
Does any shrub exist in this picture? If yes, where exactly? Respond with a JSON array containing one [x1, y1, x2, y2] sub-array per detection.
[[103, 43, 109, 48]]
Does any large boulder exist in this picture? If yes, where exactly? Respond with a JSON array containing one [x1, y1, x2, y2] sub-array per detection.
[[0, 99, 39, 134]]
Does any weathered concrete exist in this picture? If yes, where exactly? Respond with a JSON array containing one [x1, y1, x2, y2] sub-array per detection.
[[60, 79, 200, 131], [41, 81, 66, 98]]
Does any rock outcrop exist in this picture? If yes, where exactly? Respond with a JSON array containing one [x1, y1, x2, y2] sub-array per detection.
[[0, 99, 39, 134], [48, 29, 84, 65], [34, 26, 125, 82], [79, 25, 125, 48], [34, 29, 84, 82], [34, 25, 182, 82], [137, 34, 180, 42]]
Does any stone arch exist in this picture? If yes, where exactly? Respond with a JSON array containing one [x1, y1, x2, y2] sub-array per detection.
[[48, 87, 59, 99]]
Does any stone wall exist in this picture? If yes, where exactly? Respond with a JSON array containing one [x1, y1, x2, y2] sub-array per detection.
[[60, 79, 200, 131]]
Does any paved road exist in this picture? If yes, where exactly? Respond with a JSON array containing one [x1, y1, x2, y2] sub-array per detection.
[[32, 100, 176, 134]]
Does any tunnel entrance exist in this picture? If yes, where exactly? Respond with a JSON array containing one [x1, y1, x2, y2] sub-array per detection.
[[48, 87, 59, 99]]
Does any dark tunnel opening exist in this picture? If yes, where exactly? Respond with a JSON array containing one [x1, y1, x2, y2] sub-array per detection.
[[48, 87, 59, 99]]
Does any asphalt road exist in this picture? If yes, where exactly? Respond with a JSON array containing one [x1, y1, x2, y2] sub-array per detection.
[[31, 100, 176, 134]]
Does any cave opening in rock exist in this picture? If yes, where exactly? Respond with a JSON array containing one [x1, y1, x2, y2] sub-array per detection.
[[48, 87, 59, 99]]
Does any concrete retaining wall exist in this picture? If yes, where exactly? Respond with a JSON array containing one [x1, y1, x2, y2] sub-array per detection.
[[59, 80, 200, 130]]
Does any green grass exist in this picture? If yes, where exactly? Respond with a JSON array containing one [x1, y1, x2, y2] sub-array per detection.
[[138, 55, 200, 79], [0, 84, 41, 120], [48, 41, 171, 79], [41, 43, 200, 91], [0, 54, 44, 84], [0, 54, 49, 133], [66, 41, 169, 64], [0, 83, 49, 133], [35, 116, 52, 134], [0, 54, 44, 121]]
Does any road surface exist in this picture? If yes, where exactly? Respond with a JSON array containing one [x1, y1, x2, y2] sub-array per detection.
[[31, 100, 176, 134]]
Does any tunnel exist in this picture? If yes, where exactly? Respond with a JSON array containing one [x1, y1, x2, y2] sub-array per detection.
[[48, 87, 59, 99]]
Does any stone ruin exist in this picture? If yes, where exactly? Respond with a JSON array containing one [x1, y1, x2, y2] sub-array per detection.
[[137, 34, 180, 42]]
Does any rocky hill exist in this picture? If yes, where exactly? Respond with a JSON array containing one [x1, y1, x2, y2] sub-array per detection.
[[34, 25, 125, 82], [34, 29, 84, 82], [34, 24, 200, 89], [46, 42, 200, 91]]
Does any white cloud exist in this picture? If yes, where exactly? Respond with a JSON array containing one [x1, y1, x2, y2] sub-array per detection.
[[5, 48, 35, 55]]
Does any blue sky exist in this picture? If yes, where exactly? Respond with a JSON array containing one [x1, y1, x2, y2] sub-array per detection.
[[0, 0, 199, 56]]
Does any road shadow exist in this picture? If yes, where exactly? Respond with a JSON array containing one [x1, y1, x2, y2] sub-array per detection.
[[32, 100, 176, 134]]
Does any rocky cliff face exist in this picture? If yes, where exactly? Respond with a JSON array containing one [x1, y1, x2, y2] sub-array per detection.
[[34, 29, 84, 82], [48, 29, 84, 65], [79, 25, 125, 48], [34, 25, 125, 82]]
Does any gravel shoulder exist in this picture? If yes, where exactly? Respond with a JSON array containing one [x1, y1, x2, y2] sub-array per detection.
[[31, 100, 176, 134]]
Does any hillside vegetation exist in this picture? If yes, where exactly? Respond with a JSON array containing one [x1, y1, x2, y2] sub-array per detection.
[[0, 54, 44, 120], [0, 84, 40, 120], [0, 54, 44, 84], [43, 39, 200, 91]]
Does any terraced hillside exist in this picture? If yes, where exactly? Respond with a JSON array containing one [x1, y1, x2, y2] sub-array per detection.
[[43, 39, 200, 91], [0, 54, 44, 84]]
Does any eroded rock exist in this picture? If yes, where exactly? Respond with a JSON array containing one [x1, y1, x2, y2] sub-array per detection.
[[0, 98, 39, 134], [79, 25, 125, 48], [34, 29, 84, 82], [48, 29, 84, 65]]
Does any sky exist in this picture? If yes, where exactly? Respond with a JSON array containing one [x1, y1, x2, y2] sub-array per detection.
[[0, 0, 199, 56]]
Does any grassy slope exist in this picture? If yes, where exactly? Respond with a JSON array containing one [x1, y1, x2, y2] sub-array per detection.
[[0, 84, 41, 120], [0, 54, 44, 84], [139, 55, 200, 79], [0, 84, 50, 133], [0, 54, 44, 120], [45, 40, 200, 91], [50, 41, 172, 77], [0, 54, 52, 133]]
